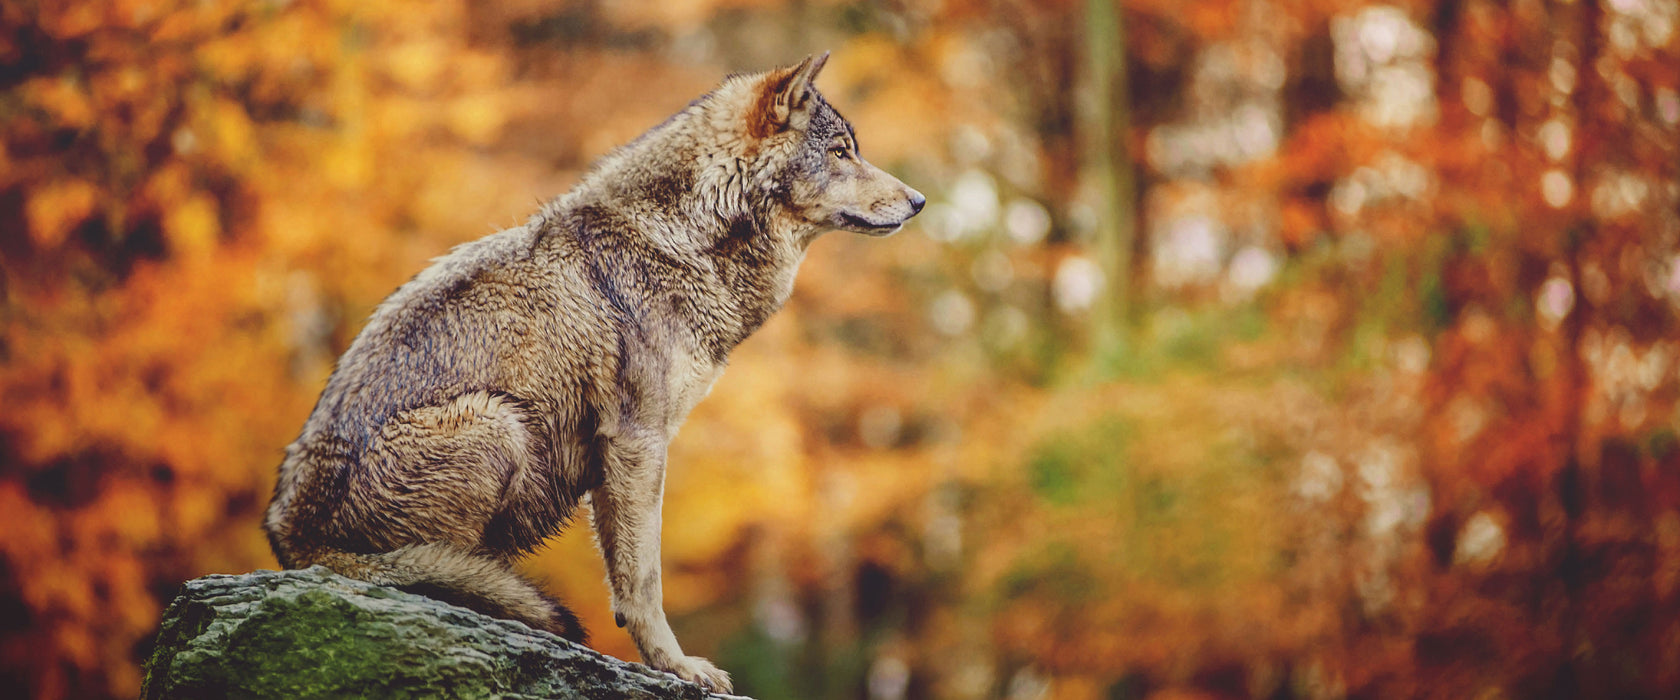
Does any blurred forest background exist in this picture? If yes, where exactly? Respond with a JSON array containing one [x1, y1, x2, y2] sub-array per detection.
[[2, 0, 1678, 698]]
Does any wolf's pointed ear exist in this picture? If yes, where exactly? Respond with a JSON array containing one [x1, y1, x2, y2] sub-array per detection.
[[750, 51, 830, 138], [782, 51, 829, 110]]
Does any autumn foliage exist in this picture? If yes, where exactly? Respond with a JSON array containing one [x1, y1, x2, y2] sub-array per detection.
[[2, 1, 1678, 699]]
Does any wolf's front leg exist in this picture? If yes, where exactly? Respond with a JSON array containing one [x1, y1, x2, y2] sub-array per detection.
[[591, 432, 732, 693]]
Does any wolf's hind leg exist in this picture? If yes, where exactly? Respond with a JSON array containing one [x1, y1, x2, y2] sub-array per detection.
[[342, 391, 557, 553]]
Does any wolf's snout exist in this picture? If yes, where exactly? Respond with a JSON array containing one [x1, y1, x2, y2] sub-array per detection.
[[908, 190, 926, 215]]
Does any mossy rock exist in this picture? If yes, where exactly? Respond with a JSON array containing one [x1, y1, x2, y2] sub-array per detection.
[[142, 567, 746, 699]]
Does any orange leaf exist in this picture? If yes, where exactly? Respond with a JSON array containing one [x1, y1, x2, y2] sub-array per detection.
[[164, 193, 220, 260], [25, 178, 98, 248], [22, 75, 95, 128]]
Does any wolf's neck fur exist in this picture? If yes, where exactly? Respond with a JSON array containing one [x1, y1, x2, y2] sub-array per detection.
[[531, 88, 809, 361]]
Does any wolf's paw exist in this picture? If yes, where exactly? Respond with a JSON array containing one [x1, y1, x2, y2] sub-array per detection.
[[660, 654, 733, 693]]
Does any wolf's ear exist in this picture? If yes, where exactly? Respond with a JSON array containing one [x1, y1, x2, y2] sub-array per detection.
[[750, 51, 829, 138]]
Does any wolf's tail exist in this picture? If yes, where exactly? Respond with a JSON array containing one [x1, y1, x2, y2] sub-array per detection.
[[307, 544, 588, 643]]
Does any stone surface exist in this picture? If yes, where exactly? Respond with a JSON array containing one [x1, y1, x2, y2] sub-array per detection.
[[142, 567, 749, 699]]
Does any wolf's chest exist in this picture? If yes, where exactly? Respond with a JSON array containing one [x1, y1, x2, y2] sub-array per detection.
[[658, 345, 726, 438]]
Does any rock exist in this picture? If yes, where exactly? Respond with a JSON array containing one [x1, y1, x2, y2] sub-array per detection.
[[141, 567, 749, 699]]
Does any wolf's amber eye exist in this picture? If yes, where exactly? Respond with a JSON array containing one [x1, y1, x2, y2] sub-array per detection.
[[830, 146, 850, 160]]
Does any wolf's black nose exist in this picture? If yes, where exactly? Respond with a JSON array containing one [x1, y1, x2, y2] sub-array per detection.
[[908, 191, 926, 214]]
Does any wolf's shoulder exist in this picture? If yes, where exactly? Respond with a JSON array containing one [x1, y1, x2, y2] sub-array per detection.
[[425, 225, 544, 285], [374, 226, 551, 309]]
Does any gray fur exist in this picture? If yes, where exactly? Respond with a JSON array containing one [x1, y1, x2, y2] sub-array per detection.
[[263, 53, 923, 692]]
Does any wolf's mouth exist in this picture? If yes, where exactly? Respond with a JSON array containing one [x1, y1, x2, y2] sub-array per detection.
[[838, 212, 903, 233]]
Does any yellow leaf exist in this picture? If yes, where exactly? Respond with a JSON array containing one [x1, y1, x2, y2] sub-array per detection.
[[385, 40, 446, 90], [446, 95, 505, 146], [196, 33, 258, 82], [25, 178, 98, 248], [323, 140, 373, 189], [209, 98, 256, 164], [371, 96, 428, 140], [164, 194, 219, 260]]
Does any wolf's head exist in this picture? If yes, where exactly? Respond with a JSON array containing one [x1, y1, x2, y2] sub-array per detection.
[[561, 53, 923, 253], [547, 55, 926, 347], [735, 52, 926, 238]]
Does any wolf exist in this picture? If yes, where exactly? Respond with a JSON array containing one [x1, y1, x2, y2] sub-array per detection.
[[262, 53, 923, 691]]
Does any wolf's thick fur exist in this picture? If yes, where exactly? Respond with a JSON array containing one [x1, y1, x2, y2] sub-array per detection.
[[263, 54, 922, 690]]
